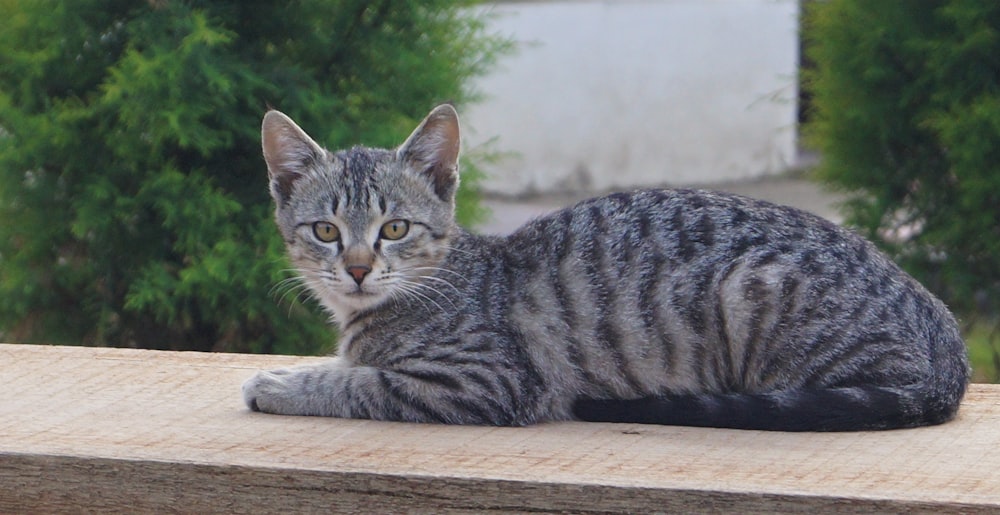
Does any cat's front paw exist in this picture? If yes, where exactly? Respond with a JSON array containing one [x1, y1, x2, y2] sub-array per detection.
[[242, 360, 348, 416], [242, 368, 298, 414]]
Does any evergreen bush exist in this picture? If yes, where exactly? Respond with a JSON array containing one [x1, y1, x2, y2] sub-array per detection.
[[806, 1, 1000, 325], [0, 0, 508, 353]]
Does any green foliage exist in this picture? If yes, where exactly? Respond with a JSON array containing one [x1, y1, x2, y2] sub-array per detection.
[[966, 322, 1000, 383], [805, 1, 1000, 325], [0, 0, 509, 353]]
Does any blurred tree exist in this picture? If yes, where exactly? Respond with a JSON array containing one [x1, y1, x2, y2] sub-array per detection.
[[0, 0, 508, 353], [806, 1, 1000, 324]]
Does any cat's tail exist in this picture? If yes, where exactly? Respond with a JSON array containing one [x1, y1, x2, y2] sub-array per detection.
[[571, 383, 965, 431]]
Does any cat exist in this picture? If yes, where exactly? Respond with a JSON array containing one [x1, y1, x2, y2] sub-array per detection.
[[242, 104, 969, 431]]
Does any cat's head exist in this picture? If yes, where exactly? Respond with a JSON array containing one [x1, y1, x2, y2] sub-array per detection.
[[261, 105, 461, 322]]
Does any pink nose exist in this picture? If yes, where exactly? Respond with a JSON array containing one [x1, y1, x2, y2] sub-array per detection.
[[346, 265, 371, 285]]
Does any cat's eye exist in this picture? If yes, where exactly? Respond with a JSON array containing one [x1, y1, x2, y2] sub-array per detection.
[[380, 219, 410, 241], [312, 221, 340, 243]]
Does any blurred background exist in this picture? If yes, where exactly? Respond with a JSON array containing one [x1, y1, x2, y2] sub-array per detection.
[[0, 0, 997, 380], [465, 0, 820, 234], [467, 1, 800, 198]]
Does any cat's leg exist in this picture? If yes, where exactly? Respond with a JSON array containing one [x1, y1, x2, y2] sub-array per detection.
[[242, 358, 350, 416], [242, 357, 528, 425]]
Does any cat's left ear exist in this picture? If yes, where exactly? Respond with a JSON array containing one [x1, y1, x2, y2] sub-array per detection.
[[397, 104, 461, 202]]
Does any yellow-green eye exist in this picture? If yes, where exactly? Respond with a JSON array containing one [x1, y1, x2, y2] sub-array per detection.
[[380, 219, 410, 240], [312, 221, 340, 243]]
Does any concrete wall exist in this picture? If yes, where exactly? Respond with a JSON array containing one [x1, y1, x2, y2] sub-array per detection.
[[462, 0, 801, 196]]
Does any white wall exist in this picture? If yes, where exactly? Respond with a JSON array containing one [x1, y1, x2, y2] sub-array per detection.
[[463, 0, 800, 196]]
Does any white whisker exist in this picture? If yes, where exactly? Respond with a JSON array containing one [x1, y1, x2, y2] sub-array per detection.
[[395, 281, 448, 313], [270, 266, 338, 316], [417, 276, 464, 299], [408, 265, 469, 281], [443, 245, 475, 257], [388, 282, 437, 313], [270, 275, 307, 305]]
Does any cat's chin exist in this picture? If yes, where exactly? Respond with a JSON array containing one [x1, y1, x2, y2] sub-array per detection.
[[321, 290, 392, 323]]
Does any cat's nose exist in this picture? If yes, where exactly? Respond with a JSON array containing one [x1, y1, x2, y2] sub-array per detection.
[[346, 265, 372, 285]]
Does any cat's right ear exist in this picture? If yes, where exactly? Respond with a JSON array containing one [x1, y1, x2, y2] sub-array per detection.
[[261, 110, 325, 206]]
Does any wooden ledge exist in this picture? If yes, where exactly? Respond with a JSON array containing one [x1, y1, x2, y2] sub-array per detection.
[[1, 344, 998, 513]]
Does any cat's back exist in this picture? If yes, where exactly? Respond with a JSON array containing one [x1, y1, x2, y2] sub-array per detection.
[[500, 187, 940, 328], [490, 188, 965, 404], [505, 188, 854, 269]]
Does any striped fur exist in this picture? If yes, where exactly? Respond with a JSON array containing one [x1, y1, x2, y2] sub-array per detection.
[[244, 105, 969, 431]]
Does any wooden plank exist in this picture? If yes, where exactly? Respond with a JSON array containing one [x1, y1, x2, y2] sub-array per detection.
[[1, 343, 998, 513]]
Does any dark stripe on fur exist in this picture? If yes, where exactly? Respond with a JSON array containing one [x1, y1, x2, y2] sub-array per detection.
[[378, 370, 451, 423], [586, 205, 647, 395]]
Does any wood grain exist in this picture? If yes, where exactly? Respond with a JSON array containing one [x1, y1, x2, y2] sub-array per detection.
[[1, 343, 998, 513]]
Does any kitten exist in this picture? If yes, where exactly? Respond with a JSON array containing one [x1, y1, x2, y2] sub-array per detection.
[[243, 105, 969, 431]]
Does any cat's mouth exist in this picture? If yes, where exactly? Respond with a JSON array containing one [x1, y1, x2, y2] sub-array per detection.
[[344, 287, 379, 298]]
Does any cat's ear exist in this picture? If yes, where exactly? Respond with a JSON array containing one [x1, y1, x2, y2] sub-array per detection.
[[261, 110, 325, 206], [397, 104, 461, 202]]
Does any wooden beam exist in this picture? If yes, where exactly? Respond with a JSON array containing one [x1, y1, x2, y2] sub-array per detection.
[[1, 343, 998, 513]]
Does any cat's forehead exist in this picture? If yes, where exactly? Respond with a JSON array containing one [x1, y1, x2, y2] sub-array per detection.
[[291, 146, 421, 217], [317, 146, 395, 211], [285, 144, 443, 224], [332, 146, 394, 179]]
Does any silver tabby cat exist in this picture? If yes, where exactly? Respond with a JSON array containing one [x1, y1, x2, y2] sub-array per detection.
[[243, 105, 969, 431]]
